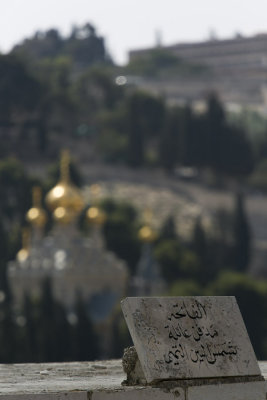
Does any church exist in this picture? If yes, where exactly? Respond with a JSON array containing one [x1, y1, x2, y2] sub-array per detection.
[[8, 150, 129, 326]]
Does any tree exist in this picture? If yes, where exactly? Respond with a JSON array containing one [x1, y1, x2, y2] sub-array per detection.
[[204, 94, 226, 172], [20, 294, 39, 362], [37, 278, 71, 362], [191, 217, 211, 284], [0, 54, 43, 119], [219, 124, 254, 176], [232, 193, 251, 272], [0, 220, 9, 294], [0, 158, 34, 226], [160, 107, 180, 171], [126, 92, 165, 167], [64, 23, 110, 67], [179, 105, 196, 166], [72, 293, 99, 361], [160, 215, 177, 240], [154, 239, 199, 284], [12, 23, 111, 68], [200, 94, 254, 177], [0, 298, 17, 362], [206, 271, 267, 359], [101, 199, 140, 274]]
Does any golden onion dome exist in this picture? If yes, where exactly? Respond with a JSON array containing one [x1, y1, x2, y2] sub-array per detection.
[[87, 206, 106, 226], [26, 186, 47, 228], [138, 225, 157, 243], [16, 228, 30, 263], [138, 208, 157, 243], [45, 150, 84, 214], [46, 181, 84, 212], [53, 206, 76, 225]]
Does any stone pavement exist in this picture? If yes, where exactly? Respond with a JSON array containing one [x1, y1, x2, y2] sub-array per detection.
[[0, 359, 265, 399]]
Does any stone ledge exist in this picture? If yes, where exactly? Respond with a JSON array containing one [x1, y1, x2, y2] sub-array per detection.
[[0, 360, 265, 399]]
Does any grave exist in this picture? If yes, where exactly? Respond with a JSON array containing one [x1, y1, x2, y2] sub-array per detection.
[[121, 296, 266, 399], [0, 296, 265, 399]]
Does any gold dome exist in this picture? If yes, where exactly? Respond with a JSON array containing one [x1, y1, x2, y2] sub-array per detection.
[[26, 187, 47, 228], [138, 225, 157, 243], [46, 182, 84, 212], [17, 249, 29, 263], [53, 206, 76, 224], [138, 208, 157, 243], [45, 150, 84, 215], [87, 206, 106, 226], [16, 228, 30, 262]]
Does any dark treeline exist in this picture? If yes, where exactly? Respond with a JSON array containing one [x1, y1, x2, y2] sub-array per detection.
[[12, 23, 111, 69], [0, 23, 260, 184], [0, 278, 100, 363], [0, 157, 266, 361]]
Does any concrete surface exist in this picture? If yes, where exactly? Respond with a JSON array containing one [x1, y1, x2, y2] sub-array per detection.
[[0, 360, 265, 399]]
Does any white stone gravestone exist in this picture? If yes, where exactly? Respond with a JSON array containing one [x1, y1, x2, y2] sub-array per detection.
[[121, 296, 262, 384]]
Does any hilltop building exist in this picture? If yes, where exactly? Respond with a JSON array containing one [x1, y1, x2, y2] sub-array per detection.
[[128, 33, 267, 112]]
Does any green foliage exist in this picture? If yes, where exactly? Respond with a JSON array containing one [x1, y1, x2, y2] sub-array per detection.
[[197, 95, 254, 176], [248, 158, 267, 192], [168, 280, 203, 296], [101, 199, 141, 274], [206, 271, 267, 358], [73, 67, 123, 116], [159, 107, 181, 171], [0, 158, 42, 296], [126, 91, 165, 167], [191, 217, 210, 284], [0, 158, 36, 227], [160, 215, 177, 240], [228, 109, 267, 143], [0, 37, 256, 178], [232, 193, 251, 272], [154, 239, 199, 284], [125, 49, 208, 78], [12, 23, 111, 69], [159, 95, 254, 177], [0, 299, 17, 362], [0, 279, 100, 363], [72, 293, 99, 361], [36, 56, 72, 94], [0, 54, 43, 119], [97, 130, 128, 163]]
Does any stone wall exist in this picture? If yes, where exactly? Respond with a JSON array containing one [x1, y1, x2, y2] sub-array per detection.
[[0, 360, 266, 399]]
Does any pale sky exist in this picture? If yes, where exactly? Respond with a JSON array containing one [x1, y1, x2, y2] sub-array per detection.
[[1, 0, 267, 64]]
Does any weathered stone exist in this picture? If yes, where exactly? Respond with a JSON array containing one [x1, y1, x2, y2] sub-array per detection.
[[121, 296, 261, 384], [122, 346, 146, 385], [93, 387, 185, 399], [1, 395, 87, 400], [0, 360, 265, 399], [187, 380, 266, 400]]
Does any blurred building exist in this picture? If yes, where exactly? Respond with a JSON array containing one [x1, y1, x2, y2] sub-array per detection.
[[128, 33, 267, 112], [8, 151, 128, 326]]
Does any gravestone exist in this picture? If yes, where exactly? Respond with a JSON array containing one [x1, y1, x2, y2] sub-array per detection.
[[121, 296, 262, 384]]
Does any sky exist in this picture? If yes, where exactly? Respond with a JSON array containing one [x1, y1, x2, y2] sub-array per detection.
[[1, 0, 267, 64]]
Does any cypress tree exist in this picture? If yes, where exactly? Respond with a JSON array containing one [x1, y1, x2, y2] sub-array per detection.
[[232, 193, 251, 272], [72, 293, 99, 361]]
